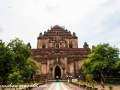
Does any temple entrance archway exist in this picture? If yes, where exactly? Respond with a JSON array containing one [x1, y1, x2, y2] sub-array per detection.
[[55, 65, 61, 79]]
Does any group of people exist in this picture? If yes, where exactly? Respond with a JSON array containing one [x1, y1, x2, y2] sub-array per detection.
[[56, 76, 62, 81]]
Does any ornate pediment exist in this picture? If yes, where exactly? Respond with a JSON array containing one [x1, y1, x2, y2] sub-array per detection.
[[49, 58, 65, 69]]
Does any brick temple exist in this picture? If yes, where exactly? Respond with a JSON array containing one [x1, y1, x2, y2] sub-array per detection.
[[27, 25, 90, 80]]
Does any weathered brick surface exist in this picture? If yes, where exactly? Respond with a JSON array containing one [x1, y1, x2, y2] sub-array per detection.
[[28, 25, 90, 80]]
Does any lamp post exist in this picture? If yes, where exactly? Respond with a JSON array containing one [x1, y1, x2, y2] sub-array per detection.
[[78, 76, 80, 81], [70, 75, 72, 83], [66, 75, 72, 83]]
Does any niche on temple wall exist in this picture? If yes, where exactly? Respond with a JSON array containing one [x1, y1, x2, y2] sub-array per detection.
[[42, 44, 46, 48], [69, 43, 73, 48]]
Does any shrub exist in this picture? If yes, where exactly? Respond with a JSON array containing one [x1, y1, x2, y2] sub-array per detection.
[[101, 82, 104, 88], [108, 84, 113, 90]]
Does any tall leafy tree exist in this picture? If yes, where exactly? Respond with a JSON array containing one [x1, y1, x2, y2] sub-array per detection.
[[8, 38, 39, 80], [7, 38, 31, 73], [0, 38, 39, 85], [7, 38, 32, 84], [0, 40, 15, 84], [82, 43, 119, 83]]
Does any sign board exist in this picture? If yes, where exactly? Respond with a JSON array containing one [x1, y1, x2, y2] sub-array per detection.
[[72, 79, 78, 83]]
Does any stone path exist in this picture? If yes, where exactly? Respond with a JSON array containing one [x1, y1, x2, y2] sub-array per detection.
[[33, 82, 83, 90], [43, 82, 73, 90]]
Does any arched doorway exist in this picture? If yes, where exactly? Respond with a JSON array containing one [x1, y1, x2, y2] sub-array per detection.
[[55, 66, 61, 79]]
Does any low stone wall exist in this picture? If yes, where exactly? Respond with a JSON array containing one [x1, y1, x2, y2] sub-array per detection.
[[47, 80, 67, 82]]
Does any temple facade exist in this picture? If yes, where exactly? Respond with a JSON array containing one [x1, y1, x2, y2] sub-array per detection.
[[27, 25, 90, 80]]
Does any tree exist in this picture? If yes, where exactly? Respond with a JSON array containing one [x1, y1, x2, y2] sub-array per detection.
[[7, 38, 32, 83], [115, 59, 120, 76], [0, 40, 15, 85], [7, 38, 39, 79], [22, 58, 39, 79], [86, 74, 97, 88], [0, 38, 39, 86], [7, 38, 31, 71], [8, 71, 22, 90], [8, 71, 22, 84], [82, 43, 119, 83]]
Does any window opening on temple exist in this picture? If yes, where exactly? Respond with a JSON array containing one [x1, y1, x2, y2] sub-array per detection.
[[56, 43, 59, 48], [42, 44, 46, 48], [69, 44, 73, 48]]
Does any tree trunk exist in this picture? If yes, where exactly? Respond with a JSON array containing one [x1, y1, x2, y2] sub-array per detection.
[[2, 78, 6, 85], [99, 70, 105, 83], [106, 71, 110, 83]]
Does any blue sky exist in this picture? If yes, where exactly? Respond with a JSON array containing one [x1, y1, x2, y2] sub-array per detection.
[[0, 0, 120, 50]]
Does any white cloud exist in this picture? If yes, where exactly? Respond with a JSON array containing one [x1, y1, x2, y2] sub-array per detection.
[[0, 0, 120, 49]]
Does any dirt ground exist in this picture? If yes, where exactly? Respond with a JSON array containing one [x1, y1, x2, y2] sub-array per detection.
[[66, 83, 120, 90], [95, 84, 120, 90]]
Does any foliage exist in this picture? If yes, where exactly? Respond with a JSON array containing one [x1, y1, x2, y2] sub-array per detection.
[[0, 40, 15, 84], [78, 80, 83, 85], [7, 38, 32, 78], [86, 74, 97, 88], [22, 58, 39, 78], [109, 78, 120, 83], [7, 38, 31, 58], [7, 37, 31, 70], [101, 81, 104, 88], [108, 84, 113, 90], [8, 71, 23, 84], [115, 60, 120, 74], [82, 43, 120, 83], [0, 38, 39, 85]]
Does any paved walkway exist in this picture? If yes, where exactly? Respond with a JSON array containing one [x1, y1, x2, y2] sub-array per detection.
[[43, 82, 72, 90]]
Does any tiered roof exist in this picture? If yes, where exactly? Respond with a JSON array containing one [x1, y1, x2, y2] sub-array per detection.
[[37, 25, 77, 39], [29, 25, 90, 63]]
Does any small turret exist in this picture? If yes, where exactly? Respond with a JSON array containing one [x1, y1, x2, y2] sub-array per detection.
[[92, 45, 95, 49], [47, 29, 49, 32], [39, 32, 42, 36], [44, 31, 46, 34], [73, 32, 76, 36], [83, 42, 89, 48]]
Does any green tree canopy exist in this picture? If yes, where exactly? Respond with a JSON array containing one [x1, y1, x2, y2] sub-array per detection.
[[82, 43, 120, 83], [8, 71, 22, 85], [0, 40, 15, 84], [7, 38, 31, 71], [22, 58, 39, 78], [7, 38, 39, 82], [0, 38, 39, 85]]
